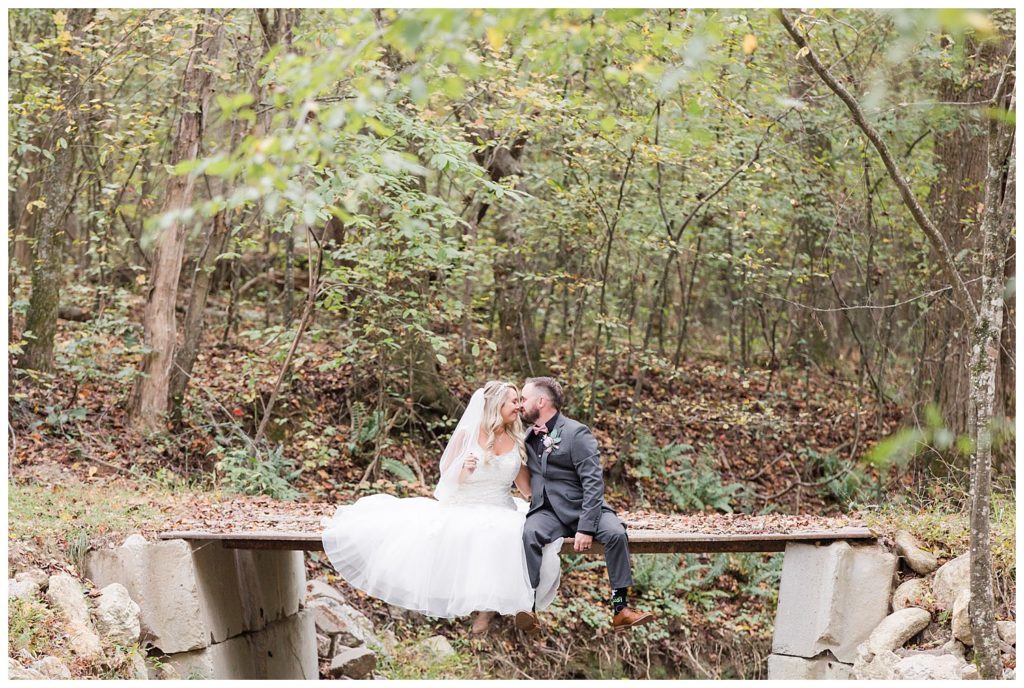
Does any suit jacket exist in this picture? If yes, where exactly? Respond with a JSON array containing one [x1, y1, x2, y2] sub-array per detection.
[[525, 413, 615, 535]]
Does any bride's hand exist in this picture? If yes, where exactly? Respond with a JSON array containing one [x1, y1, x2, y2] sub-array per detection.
[[463, 454, 478, 474]]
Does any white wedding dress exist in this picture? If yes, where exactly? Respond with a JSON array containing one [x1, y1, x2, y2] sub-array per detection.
[[321, 436, 561, 619]]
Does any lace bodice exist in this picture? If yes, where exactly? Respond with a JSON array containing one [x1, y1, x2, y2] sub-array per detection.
[[442, 439, 522, 509]]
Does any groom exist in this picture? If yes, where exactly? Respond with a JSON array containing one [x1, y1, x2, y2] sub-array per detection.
[[517, 376, 653, 631]]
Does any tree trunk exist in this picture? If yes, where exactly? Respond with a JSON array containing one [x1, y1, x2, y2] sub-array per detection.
[[922, 29, 1014, 439], [169, 209, 233, 419], [19, 9, 94, 373], [490, 179, 544, 376], [168, 95, 248, 421], [967, 80, 1014, 681], [255, 9, 299, 326], [467, 126, 544, 375], [127, 11, 224, 433], [777, 10, 1011, 677]]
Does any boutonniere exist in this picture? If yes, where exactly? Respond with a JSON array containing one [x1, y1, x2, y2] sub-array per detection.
[[542, 428, 561, 450]]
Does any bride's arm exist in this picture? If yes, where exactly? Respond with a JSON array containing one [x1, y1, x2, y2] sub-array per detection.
[[440, 431, 478, 484], [440, 431, 466, 473], [514, 465, 532, 500]]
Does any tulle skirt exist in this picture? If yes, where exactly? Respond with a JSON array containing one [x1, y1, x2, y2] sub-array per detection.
[[321, 494, 561, 619]]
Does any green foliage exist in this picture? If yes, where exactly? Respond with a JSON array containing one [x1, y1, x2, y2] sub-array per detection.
[[291, 421, 341, 471], [861, 402, 1014, 497], [798, 446, 870, 506], [561, 553, 608, 575], [37, 403, 89, 437], [552, 596, 613, 630], [346, 402, 385, 458], [630, 431, 693, 481], [211, 442, 301, 501], [8, 597, 54, 656], [380, 457, 417, 483], [630, 432, 752, 513], [629, 551, 782, 641], [667, 448, 754, 514], [735, 552, 784, 601], [374, 634, 484, 680], [5, 8, 1015, 680]]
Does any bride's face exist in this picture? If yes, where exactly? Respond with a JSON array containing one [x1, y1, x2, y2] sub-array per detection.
[[499, 387, 521, 425]]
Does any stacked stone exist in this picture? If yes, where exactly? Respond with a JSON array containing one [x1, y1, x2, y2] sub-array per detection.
[[9, 569, 146, 679], [83, 534, 317, 679], [852, 532, 1016, 681], [765, 532, 1016, 680], [306, 576, 388, 678], [306, 576, 462, 679]]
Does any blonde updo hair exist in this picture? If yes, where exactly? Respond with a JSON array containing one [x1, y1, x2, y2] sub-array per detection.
[[479, 380, 527, 465]]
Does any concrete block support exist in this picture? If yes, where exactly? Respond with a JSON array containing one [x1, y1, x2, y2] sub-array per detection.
[[767, 653, 854, 679], [235, 549, 304, 631], [191, 540, 247, 643], [771, 541, 896, 665], [162, 610, 317, 680], [85, 537, 306, 662], [85, 539, 207, 653]]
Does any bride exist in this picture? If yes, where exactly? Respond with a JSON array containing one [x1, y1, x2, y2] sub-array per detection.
[[321, 381, 562, 633]]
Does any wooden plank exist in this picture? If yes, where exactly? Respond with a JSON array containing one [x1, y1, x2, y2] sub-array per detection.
[[158, 527, 876, 554]]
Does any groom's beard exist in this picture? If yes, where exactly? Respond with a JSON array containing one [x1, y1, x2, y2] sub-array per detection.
[[520, 407, 539, 425]]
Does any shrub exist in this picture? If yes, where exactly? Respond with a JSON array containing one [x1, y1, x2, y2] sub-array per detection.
[[630, 432, 752, 513], [211, 442, 301, 501]]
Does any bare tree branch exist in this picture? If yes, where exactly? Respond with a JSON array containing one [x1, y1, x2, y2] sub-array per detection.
[[776, 9, 978, 323]]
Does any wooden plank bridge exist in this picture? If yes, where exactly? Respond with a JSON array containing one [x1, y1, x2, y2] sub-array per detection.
[[158, 511, 876, 554], [146, 507, 884, 680]]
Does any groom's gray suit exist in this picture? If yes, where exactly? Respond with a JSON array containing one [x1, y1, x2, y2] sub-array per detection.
[[523, 413, 633, 594]]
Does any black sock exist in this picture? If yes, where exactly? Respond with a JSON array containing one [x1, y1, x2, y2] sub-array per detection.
[[611, 587, 628, 613]]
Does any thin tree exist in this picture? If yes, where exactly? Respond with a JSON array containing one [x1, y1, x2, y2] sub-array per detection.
[[19, 9, 95, 372], [255, 8, 300, 325], [128, 11, 225, 432], [777, 9, 1014, 678]]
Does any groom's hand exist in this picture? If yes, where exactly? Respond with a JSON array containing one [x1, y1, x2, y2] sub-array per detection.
[[573, 533, 593, 552]]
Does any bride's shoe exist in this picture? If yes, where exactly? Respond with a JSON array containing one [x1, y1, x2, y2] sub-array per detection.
[[470, 611, 496, 636]]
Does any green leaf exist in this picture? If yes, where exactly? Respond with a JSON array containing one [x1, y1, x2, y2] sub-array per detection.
[[864, 428, 923, 469], [381, 458, 417, 483], [441, 76, 465, 99], [172, 158, 201, 176], [366, 117, 395, 137]]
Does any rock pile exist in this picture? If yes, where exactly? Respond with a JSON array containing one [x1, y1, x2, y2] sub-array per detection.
[[306, 576, 398, 679], [852, 532, 1016, 680], [9, 567, 146, 679]]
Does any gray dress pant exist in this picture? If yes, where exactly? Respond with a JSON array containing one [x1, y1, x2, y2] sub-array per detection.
[[523, 506, 634, 593]]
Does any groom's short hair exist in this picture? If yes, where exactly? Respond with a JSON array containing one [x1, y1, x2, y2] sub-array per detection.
[[525, 377, 563, 410]]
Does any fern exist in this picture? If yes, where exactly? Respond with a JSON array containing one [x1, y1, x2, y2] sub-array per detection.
[[381, 457, 416, 482], [211, 442, 301, 501], [629, 432, 751, 513]]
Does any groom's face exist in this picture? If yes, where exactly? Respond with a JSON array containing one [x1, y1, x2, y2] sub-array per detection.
[[519, 383, 543, 425]]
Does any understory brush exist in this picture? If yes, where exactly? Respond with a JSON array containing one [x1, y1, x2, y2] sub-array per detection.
[[629, 432, 754, 513], [864, 486, 1016, 619]]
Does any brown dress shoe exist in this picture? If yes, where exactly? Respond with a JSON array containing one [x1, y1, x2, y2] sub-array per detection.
[[611, 607, 655, 631], [514, 611, 539, 633]]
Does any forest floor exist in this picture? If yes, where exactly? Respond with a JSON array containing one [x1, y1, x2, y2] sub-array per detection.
[[7, 286, 1017, 678]]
